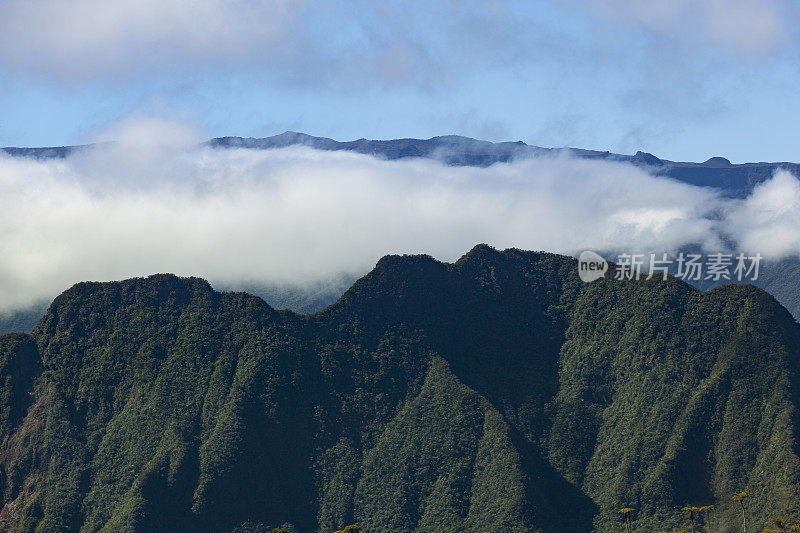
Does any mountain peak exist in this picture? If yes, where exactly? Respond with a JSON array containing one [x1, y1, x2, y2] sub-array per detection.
[[702, 156, 732, 167], [38, 273, 218, 337], [632, 150, 663, 166], [455, 243, 503, 265]]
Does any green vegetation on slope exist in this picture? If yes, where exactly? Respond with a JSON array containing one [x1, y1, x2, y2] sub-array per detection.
[[0, 246, 798, 532]]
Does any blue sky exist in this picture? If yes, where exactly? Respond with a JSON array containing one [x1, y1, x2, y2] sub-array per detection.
[[1, 0, 798, 162]]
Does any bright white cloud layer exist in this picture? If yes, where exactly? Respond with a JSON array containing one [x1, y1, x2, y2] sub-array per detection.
[[1, 117, 799, 314], [725, 170, 800, 257]]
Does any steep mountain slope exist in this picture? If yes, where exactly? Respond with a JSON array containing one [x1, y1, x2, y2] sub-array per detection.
[[748, 258, 800, 321], [0, 247, 799, 532], [666, 255, 800, 323]]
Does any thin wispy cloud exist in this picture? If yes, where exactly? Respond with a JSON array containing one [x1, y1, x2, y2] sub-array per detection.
[[0, 0, 303, 82], [0, 0, 536, 89], [4, 0, 791, 90], [569, 0, 789, 58]]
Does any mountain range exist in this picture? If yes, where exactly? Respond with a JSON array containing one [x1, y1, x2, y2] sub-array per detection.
[[0, 246, 799, 532], [4, 131, 798, 198]]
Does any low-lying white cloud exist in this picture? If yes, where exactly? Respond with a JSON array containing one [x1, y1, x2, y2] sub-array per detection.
[[1, 118, 799, 314], [725, 170, 800, 257]]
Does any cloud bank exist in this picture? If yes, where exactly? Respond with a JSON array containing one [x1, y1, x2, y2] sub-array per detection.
[[2, 117, 799, 314]]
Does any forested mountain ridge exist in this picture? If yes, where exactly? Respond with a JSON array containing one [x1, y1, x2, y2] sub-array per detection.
[[0, 246, 799, 532]]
